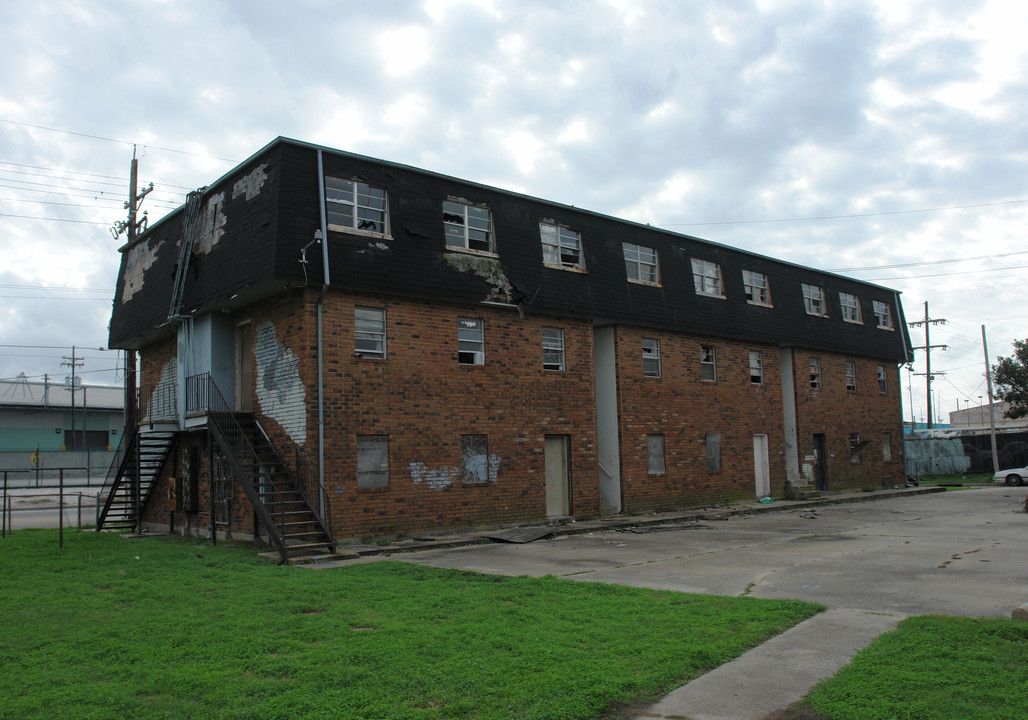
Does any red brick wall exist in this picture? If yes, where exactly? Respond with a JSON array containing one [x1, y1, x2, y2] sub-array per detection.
[[614, 327, 787, 511], [792, 351, 905, 489], [316, 291, 600, 538]]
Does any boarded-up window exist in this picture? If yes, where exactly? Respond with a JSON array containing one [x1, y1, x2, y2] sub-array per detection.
[[705, 433, 721, 471], [647, 435, 665, 475], [357, 435, 389, 489], [461, 435, 489, 484], [882, 433, 892, 462]]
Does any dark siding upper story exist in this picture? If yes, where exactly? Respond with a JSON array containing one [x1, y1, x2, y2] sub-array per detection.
[[109, 137, 912, 363]]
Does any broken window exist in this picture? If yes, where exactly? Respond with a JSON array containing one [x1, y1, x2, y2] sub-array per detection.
[[461, 434, 489, 484], [877, 365, 888, 393], [691, 258, 724, 297], [540, 222, 584, 270], [742, 270, 771, 306], [873, 300, 893, 329], [802, 283, 826, 316], [839, 293, 862, 323], [325, 177, 389, 234], [458, 317, 484, 365], [809, 357, 822, 390], [749, 350, 764, 385], [647, 434, 666, 475], [882, 433, 892, 462], [623, 242, 659, 284], [443, 200, 494, 253], [354, 307, 386, 358], [845, 361, 856, 392], [850, 433, 862, 463], [701, 345, 717, 382], [642, 338, 661, 377], [542, 327, 565, 371], [705, 433, 721, 471], [357, 435, 389, 489]]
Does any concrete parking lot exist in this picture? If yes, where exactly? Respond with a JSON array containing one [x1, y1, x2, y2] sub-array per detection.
[[386, 487, 1027, 719]]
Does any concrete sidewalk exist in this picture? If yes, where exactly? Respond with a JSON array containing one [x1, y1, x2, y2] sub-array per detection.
[[635, 608, 901, 720]]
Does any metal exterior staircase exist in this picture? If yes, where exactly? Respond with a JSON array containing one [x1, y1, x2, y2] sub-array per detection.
[[97, 429, 175, 532]]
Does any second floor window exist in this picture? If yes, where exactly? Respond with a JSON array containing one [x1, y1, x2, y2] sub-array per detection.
[[458, 318, 484, 365], [540, 222, 584, 270], [642, 338, 661, 377], [877, 365, 888, 393], [443, 200, 494, 253], [354, 307, 386, 358], [623, 242, 660, 284], [845, 361, 856, 391], [802, 284, 827, 316], [701, 345, 717, 382], [542, 327, 565, 371], [691, 259, 724, 297], [810, 357, 822, 390], [749, 351, 764, 385], [325, 177, 389, 234]]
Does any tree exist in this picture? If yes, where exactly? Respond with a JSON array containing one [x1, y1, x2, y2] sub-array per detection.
[[992, 339, 1028, 419]]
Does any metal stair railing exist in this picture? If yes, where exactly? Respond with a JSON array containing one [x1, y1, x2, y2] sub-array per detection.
[[96, 429, 135, 530], [189, 373, 334, 560]]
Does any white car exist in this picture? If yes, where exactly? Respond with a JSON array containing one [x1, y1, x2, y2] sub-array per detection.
[[994, 467, 1027, 486]]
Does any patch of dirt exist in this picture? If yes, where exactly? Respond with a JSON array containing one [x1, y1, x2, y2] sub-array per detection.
[[760, 703, 832, 720]]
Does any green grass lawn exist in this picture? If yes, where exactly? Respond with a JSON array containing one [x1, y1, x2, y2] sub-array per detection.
[[0, 530, 821, 720], [808, 615, 1028, 720]]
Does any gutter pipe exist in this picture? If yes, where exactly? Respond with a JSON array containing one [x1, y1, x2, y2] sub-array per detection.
[[316, 150, 331, 519]]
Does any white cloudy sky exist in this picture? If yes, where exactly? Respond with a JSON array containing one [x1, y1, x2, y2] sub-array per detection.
[[1, 0, 1026, 425]]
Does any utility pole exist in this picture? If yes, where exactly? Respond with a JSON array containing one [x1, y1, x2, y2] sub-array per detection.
[[61, 347, 83, 449], [982, 326, 1000, 472], [908, 301, 948, 429]]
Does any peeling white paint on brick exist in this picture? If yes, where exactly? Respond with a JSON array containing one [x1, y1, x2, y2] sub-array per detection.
[[120, 238, 161, 302], [194, 191, 227, 255], [232, 164, 268, 201], [488, 453, 501, 483], [409, 462, 459, 489], [253, 321, 306, 445], [145, 357, 177, 422]]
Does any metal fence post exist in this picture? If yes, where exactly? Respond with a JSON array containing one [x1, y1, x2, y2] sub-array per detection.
[[59, 469, 64, 549], [2, 472, 7, 538], [77, 494, 83, 529]]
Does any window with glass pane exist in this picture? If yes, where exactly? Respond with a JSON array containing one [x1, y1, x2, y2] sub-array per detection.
[[810, 357, 822, 390], [840, 293, 862, 323], [691, 259, 724, 296], [877, 365, 888, 393], [742, 270, 771, 305], [749, 351, 763, 384], [325, 177, 388, 234], [623, 242, 659, 284], [458, 317, 484, 365], [845, 361, 856, 391], [354, 307, 386, 358], [642, 338, 661, 377], [802, 283, 826, 315], [542, 327, 565, 371], [540, 222, 584, 269], [701, 345, 717, 382], [443, 200, 493, 253], [873, 300, 893, 329]]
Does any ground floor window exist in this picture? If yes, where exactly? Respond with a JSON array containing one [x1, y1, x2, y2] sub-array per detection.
[[357, 435, 390, 489], [647, 434, 665, 475], [461, 435, 489, 484], [705, 433, 721, 471]]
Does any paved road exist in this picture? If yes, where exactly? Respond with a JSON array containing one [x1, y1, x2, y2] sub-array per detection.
[[391, 487, 1028, 719]]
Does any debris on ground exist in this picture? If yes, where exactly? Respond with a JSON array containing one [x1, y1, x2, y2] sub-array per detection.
[[800, 510, 820, 519]]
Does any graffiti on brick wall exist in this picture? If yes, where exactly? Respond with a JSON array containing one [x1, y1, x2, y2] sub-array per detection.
[[409, 462, 459, 489], [254, 321, 306, 445]]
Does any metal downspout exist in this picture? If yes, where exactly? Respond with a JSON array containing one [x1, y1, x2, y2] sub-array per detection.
[[316, 151, 331, 519]]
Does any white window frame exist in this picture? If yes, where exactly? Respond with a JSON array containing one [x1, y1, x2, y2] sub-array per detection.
[[356, 435, 389, 489], [691, 258, 724, 297], [840, 293, 862, 324], [802, 283, 827, 316], [540, 222, 584, 270], [542, 327, 565, 371], [623, 242, 660, 285], [749, 350, 764, 385], [461, 434, 489, 484], [647, 434, 666, 475], [458, 317, 484, 365], [873, 300, 894, 330], [810, 357, 822, 390], [642, 338, 661, 377], [742, 270, 771, 306], [877, 365, 888, 393], [701, 345, 717, 382], [354, 307, 386, 358], [325, 177, 389, 236], [443, 200, 494, 254], [845, 361, 857, 392]]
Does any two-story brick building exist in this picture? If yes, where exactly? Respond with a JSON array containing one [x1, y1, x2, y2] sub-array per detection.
[[104, 137, 912, 557]]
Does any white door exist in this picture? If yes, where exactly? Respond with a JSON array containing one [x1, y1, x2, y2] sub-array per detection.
[[753, 434, 771, 498], [544, 436, 570, 517]]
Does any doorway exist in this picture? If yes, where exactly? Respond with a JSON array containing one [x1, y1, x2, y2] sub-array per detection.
[[544, 436, 571, 517], [813, 433, 829, 491], [235, 322, 254, 412], [752, 434, 770, 498]]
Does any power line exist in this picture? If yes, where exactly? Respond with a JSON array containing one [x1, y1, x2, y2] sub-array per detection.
[[863, 263, 1028, 283], [0, 212, 111, 225], [829, 249, 1028, 272]]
